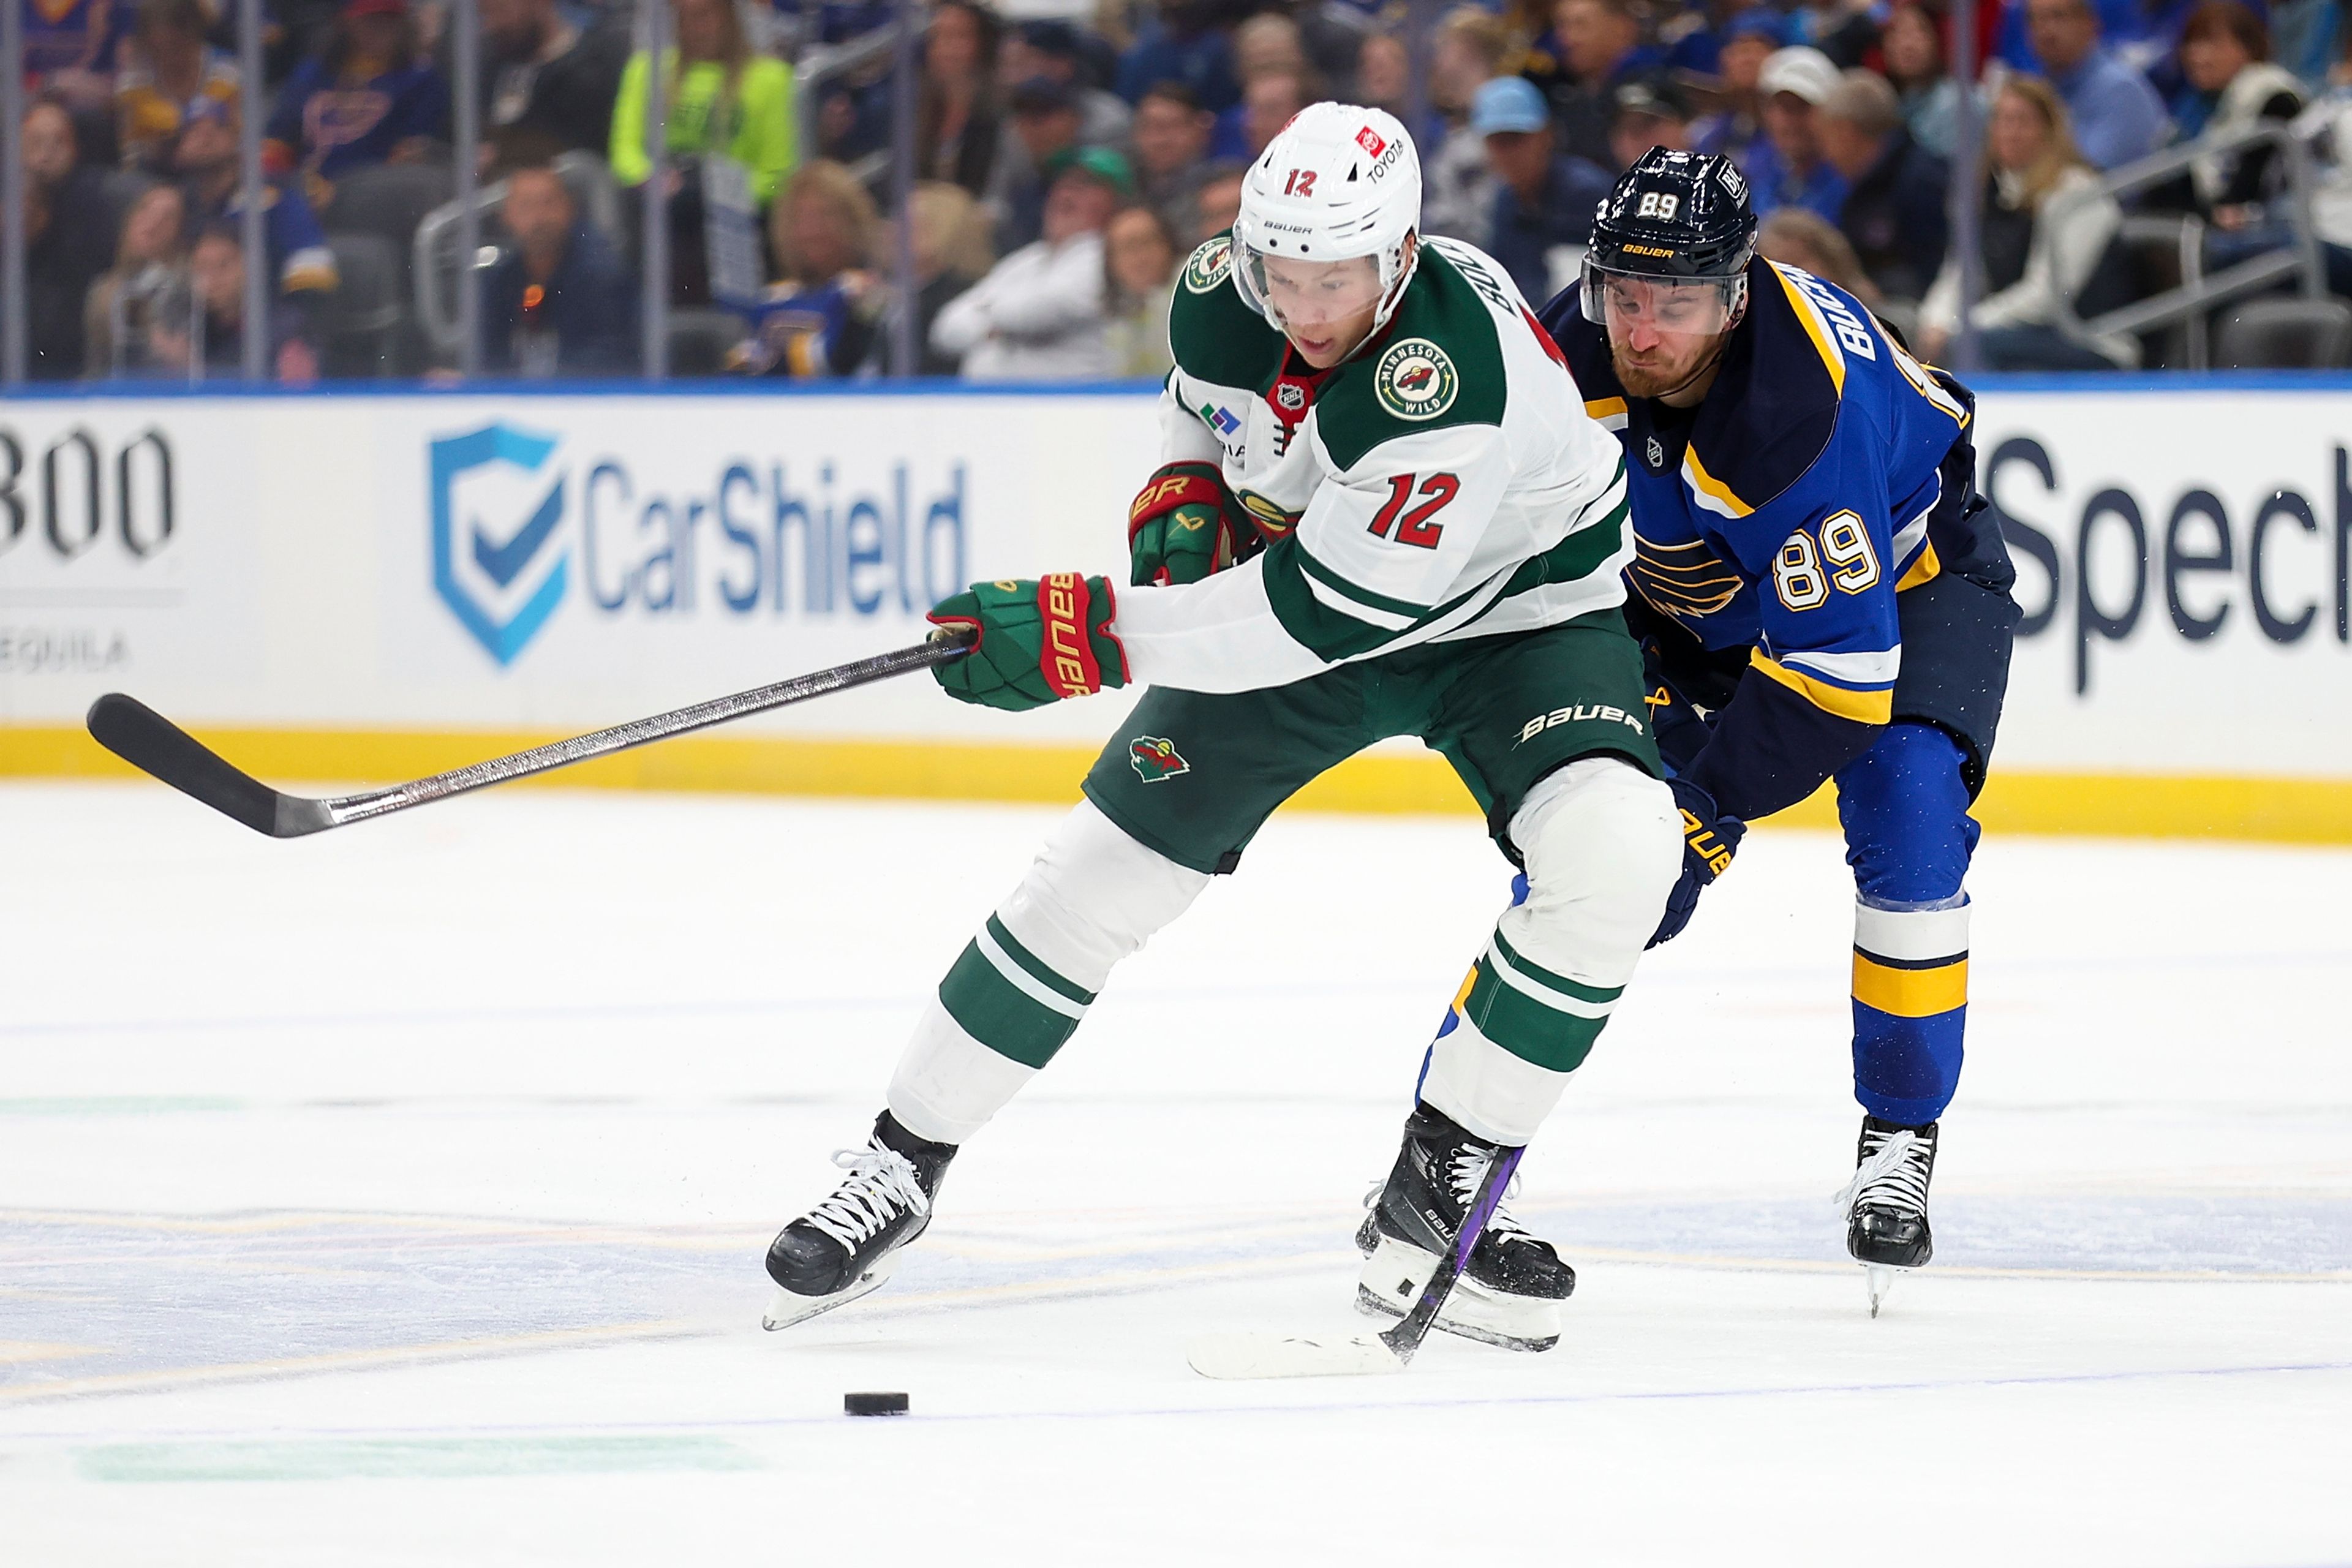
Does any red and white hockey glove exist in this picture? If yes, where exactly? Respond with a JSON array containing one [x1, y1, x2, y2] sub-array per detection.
[[1126, 461, 1262, 587]]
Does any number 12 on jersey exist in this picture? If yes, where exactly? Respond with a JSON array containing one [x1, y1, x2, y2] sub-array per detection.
[[1370, 472, 1459, 549]]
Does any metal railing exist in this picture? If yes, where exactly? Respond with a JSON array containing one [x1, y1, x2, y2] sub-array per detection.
[[413, 151, 625, 360], [794, 24, 900, 192], [18, 3, 2341, 385], [2048, 118, 2329, 369]]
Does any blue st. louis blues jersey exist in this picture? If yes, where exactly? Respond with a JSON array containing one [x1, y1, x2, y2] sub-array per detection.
[[1542, 258, 2011, 821]]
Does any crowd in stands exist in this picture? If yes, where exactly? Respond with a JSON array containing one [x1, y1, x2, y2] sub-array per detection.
[[15, 0, 2352, 380]]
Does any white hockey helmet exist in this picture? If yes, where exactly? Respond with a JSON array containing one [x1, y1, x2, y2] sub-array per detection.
[[1231, 102, 1423, 333]]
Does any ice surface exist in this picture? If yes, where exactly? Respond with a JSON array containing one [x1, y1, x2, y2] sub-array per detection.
[[1, 781, 2347, 1566]]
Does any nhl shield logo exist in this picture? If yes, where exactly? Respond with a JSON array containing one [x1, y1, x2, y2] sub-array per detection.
[[1182, 236, 1234, 295], [1645, 434, 1666, 470], [1374, 338, 1459, 421], [1275, 382, 1306, 412], [1128, 736, 1191, 782]]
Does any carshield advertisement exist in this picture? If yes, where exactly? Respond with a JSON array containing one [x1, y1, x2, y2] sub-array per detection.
[[1, 384, 2346, 791]]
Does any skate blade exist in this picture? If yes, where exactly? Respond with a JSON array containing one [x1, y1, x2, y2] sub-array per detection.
[[1354, 1238, 1561, 1353], [1186, 1331, 1404, 1381], [1863, 1262, 1910, 1318], [761, 1256, 899, 1332]]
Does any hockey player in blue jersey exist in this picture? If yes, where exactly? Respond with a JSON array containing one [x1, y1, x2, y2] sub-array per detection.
[[1526, 148, 2021, 1312]]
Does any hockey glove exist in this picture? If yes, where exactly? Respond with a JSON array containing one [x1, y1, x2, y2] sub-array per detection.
[[927, 573, 1128, 712], [1127, 461, 1258, 587], [1648, 775, 1746, 949]]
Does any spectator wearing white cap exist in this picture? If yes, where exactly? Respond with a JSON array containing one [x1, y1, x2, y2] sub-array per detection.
[[1747, 45, 1849, 221], [1474, 74, 1614, 305]]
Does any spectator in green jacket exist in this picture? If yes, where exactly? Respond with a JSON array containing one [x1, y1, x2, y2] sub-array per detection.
[[609, 0, 795, 206]]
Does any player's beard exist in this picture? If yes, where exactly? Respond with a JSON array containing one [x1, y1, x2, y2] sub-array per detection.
[[1611, 334, 1726, 401]]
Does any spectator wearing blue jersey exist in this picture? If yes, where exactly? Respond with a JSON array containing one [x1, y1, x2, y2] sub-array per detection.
[[1749, 46, 1850, 220], [1659, 0, 1741, 75], [265, 0, 449, 195], [1115, 0, 1242, 114], [481, 162, 638, 375], [742, 159, 884, 379], [20, 0, 127, 123], [1691, 10, 1784, 175], [2026, 0, 2171, 168], [175, 97, 342, 303], [1996, 0, 2198, 72], [1475, 75, 1614, 303]]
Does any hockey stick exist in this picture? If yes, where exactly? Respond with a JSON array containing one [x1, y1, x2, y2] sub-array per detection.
[[1186, 1142, 1526, 1380], [85, 627, 977, 839]]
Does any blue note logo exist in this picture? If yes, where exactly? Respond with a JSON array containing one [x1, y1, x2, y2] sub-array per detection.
[[431, 423, 568, 665]]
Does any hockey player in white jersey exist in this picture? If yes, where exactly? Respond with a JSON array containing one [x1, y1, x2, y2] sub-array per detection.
[[763, 104, 1685, 1352]]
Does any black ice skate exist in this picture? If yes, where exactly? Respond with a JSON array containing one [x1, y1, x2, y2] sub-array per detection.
[[1353, 1102, 1574, 1352], [763, 1112, 956, 1332], [1836, 1115, 1939, 1317]]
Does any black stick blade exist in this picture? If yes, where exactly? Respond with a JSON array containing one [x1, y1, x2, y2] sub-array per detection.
[[86, 694, 305, 837]]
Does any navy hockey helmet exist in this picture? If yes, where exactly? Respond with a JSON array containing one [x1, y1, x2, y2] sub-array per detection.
[[1581, 148, 1758, 334]]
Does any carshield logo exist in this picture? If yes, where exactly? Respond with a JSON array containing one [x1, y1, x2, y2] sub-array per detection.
[[431, 423, 567, 665]]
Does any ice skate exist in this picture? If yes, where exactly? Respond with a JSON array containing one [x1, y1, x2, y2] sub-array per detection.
[[1353, 1102, 1574, 1352], [1834, 1115, 1939, 1317], [763, 1112, 956, 1332]]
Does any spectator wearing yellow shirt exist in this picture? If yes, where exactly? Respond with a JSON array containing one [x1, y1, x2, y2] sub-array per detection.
[[609, 0, 796, 207], [116, 0, 241, 173]]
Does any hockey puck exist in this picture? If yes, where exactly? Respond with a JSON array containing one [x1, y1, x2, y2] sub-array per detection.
[[843, 1391, 910, 1417]]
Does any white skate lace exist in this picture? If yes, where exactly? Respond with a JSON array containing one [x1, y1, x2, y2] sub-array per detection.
[[804, 1142, 930, 1254], [1449, 1147, 1534, 1243], [1831, 1128, 1930, 1219], [1360, 1145, 1535, 1245]]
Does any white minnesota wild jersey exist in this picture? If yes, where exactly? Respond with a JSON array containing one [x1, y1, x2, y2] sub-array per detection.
[[1111, 235, 1634, 695]]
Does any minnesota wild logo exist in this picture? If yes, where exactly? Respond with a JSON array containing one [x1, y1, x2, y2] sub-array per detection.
[[1182, 236, 1234, 295], [1374, 337, 1458, 421], [1128, 735, 1191, 782]]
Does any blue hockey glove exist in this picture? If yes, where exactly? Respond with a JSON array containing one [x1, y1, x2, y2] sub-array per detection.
[[1648, 776, 1744, 949]]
